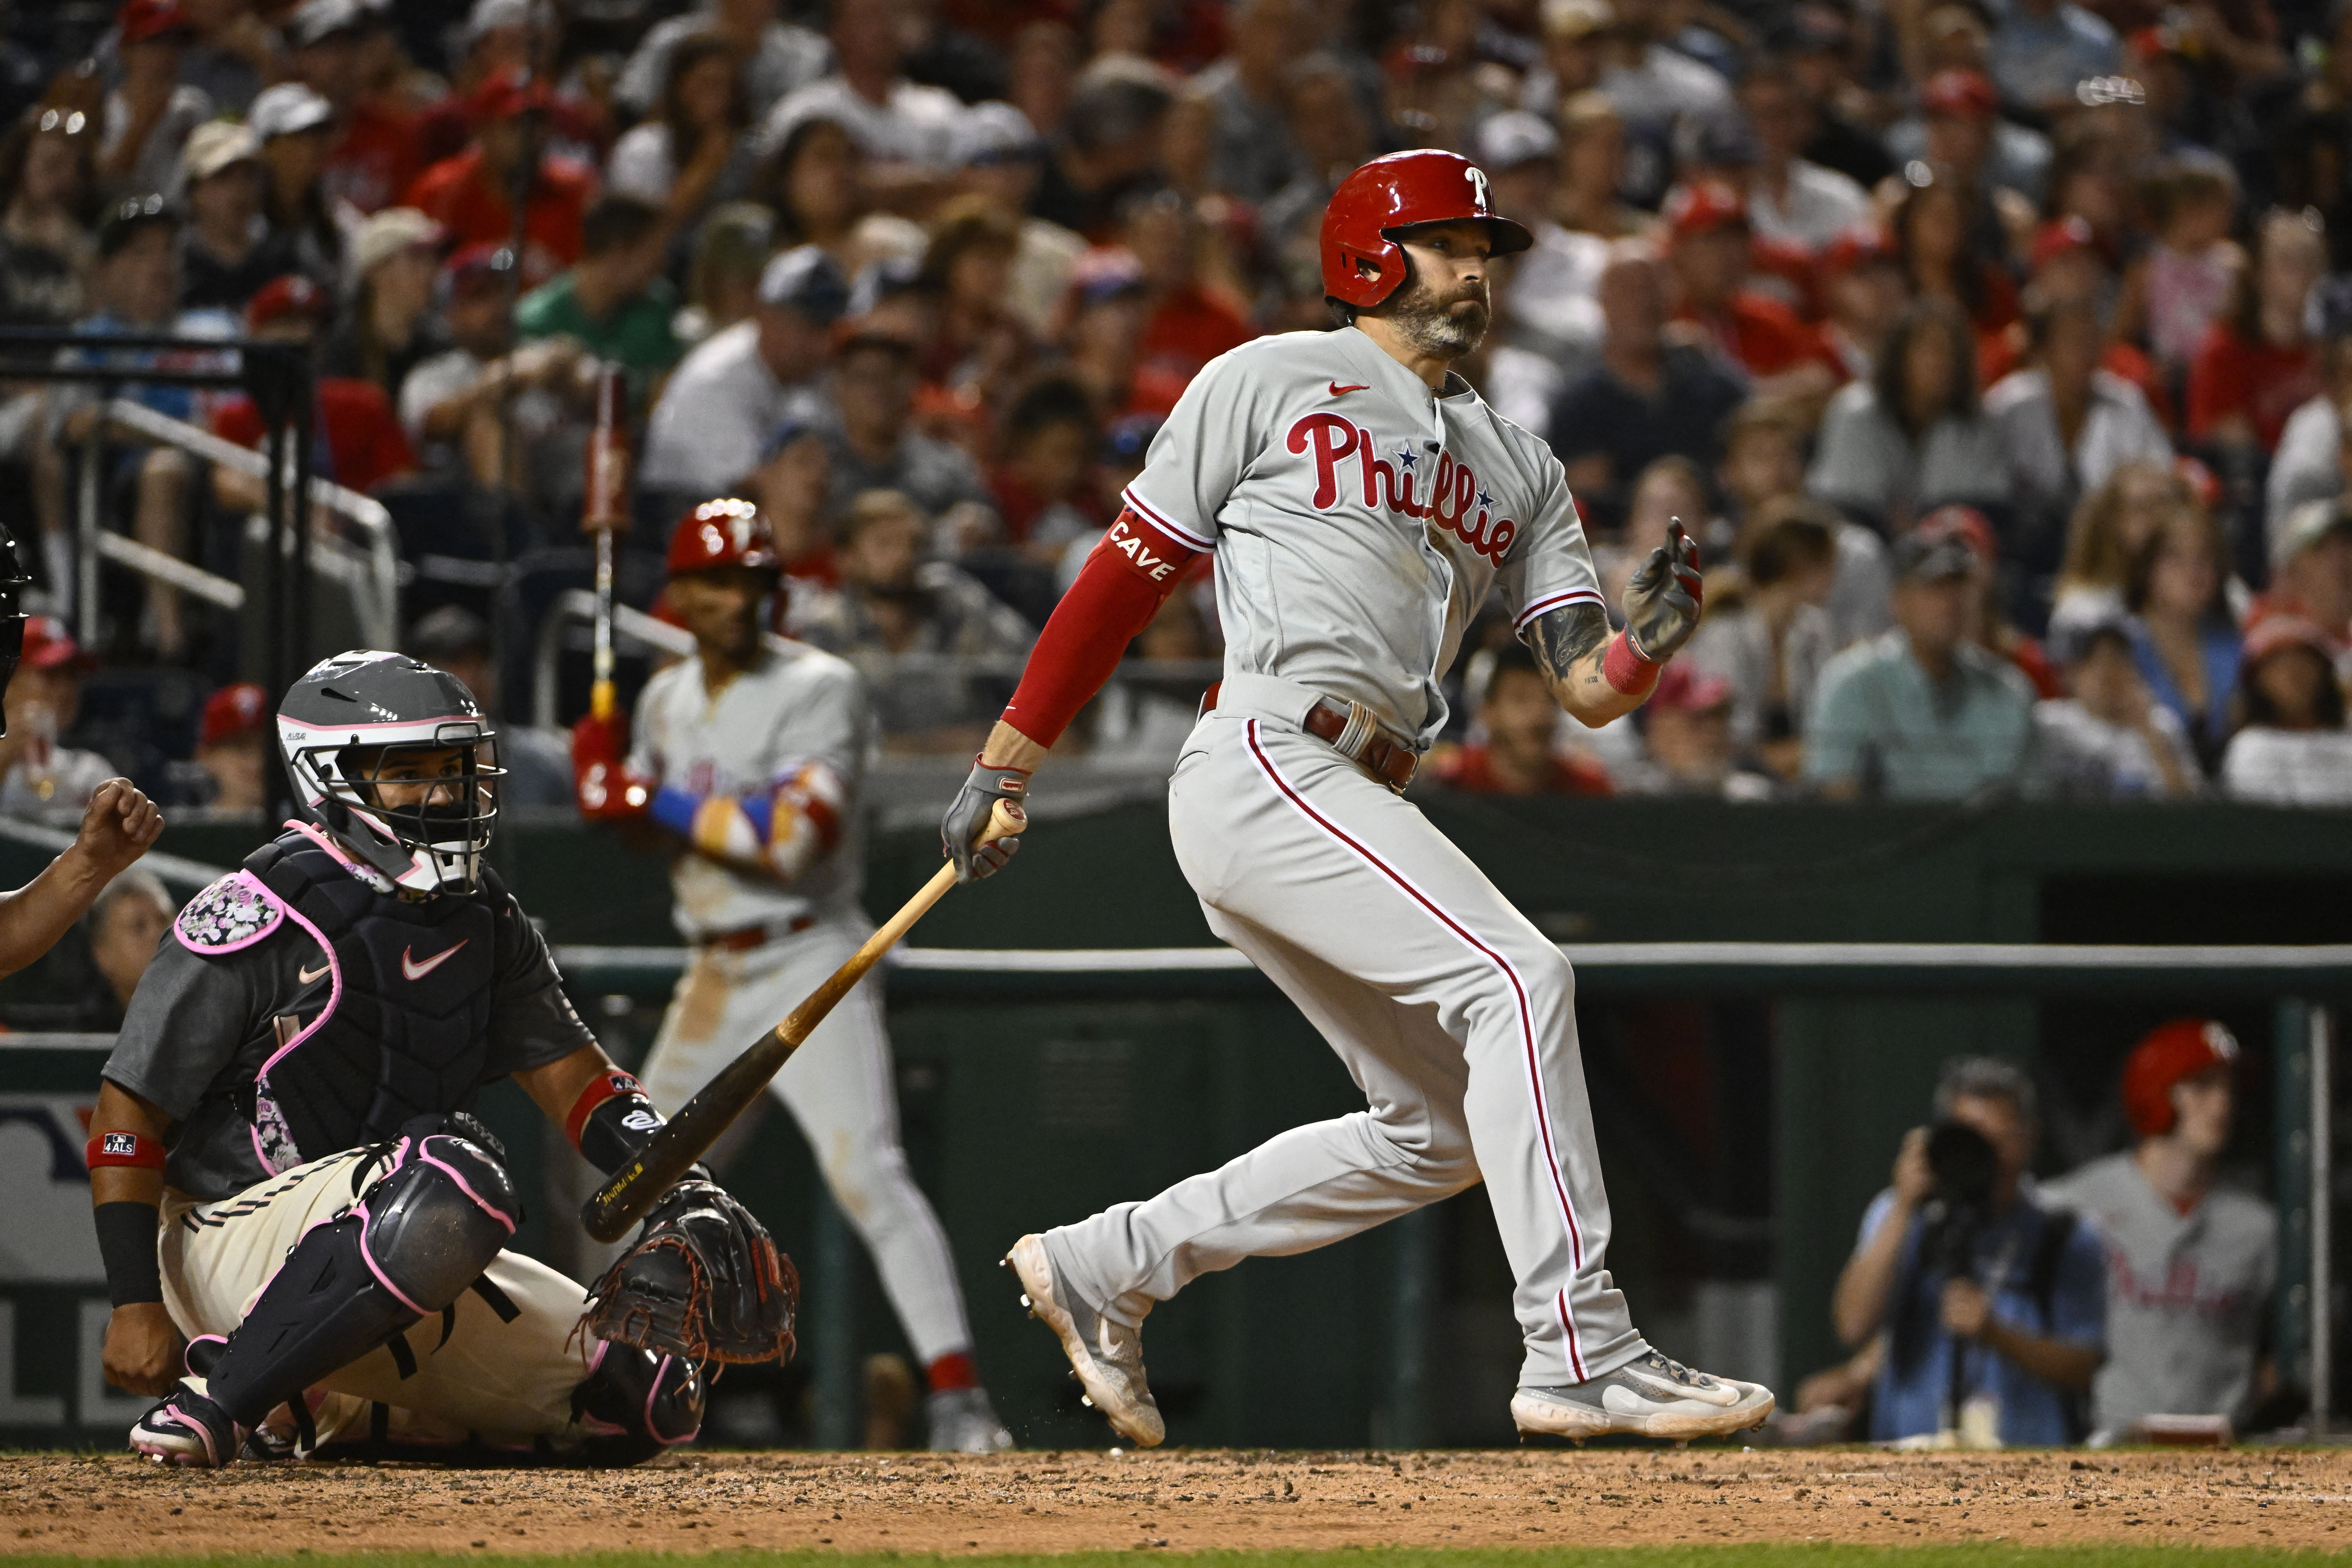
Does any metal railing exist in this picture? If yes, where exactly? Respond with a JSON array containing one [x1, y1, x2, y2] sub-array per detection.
[[91, 399, 400, 649]]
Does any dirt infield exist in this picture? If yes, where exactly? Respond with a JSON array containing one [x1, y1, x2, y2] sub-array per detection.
[[4, 1447, 2350, 1556]]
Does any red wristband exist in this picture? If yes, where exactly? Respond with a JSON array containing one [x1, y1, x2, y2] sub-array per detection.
[[564, 1069, 646, 1150], [1601, 628, 1663, 697], [86, 1131, 166, 1171]]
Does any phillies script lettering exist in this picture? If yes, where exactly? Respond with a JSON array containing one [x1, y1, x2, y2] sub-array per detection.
[[1286, 413, 1518, 565]]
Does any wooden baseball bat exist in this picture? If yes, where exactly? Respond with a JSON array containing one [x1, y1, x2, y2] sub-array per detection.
[[581, 798, 1025, 1242], [582, 365, 628, 723]]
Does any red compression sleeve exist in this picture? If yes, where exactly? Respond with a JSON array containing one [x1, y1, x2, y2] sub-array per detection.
[[1001, 509, 1201, 747]]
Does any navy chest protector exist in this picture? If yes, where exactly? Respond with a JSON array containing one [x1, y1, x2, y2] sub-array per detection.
[[178, 827, 504, 1171]]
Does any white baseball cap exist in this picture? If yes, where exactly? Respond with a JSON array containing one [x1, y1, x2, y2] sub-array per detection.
[[247, 82, 335, 140]]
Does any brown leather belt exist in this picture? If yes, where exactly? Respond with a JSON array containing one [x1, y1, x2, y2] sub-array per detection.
[[1200, 681, 1419, 791], [702, 914, 816, 951]]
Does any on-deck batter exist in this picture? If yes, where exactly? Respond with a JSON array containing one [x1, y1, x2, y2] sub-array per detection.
[[940, 150, 1776, 1447], [573, 499, 1012, 1452]]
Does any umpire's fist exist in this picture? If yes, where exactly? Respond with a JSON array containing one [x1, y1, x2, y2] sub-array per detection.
[[941, 758, 1027, 882]]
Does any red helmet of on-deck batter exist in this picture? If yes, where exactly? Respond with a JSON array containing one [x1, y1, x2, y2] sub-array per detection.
[[1320, 149, 1533, 310], [666, 497, 781, 575]]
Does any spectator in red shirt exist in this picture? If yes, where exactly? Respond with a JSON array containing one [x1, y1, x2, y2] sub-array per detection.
[[1430, 645, 1615, 797], [284, 0, 421, 217], [988, 374, 1104, 559], [1979, 215, 2171, 421], [209, 274, 418, 511], [403, 69, 597, 283], [2189, 206, 2328, 456], [1663, 179, 1840, 407], [1122, 185, 1251, 398]]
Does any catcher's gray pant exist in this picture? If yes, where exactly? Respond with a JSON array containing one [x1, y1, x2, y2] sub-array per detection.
[[1044, 680, 1646, 1388], [639, 912, 974, 1367], [160, 1147, 598, 1446]]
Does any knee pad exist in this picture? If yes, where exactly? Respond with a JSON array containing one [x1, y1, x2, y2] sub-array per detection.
[[573, 1342, 703, 1466], [359, 1127, 520, 1314]]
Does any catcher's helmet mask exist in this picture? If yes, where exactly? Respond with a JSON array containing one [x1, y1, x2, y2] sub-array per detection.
[[277, 651, 506, 896]]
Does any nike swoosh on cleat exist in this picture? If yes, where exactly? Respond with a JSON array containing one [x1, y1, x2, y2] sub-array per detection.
[[1329, 381, 1370, 395], [297, 962, 330, 985], [400, 941, 466, 981]]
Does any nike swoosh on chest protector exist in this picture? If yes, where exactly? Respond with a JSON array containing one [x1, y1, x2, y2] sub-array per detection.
[[297, 962, 330, 985], [400, 941, 467, 981]]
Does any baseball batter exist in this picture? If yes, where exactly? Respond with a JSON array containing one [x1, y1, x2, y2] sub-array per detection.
[[573, 500, 1012, 1452], [940, 150, 1775, 1446], [91, 652, 788, 1466]]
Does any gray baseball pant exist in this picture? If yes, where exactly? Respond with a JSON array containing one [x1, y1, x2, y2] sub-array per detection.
[[1043, 676, 1646, 1388]]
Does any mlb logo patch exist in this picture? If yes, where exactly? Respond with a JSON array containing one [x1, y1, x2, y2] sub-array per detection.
[[102, 1133, 136, 1156]]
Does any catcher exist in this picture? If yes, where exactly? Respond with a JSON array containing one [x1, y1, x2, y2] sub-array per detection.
[[89, 651, 794, 1466]]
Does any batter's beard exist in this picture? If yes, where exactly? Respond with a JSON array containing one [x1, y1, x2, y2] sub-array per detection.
[[1384, 276, 1491, 359]]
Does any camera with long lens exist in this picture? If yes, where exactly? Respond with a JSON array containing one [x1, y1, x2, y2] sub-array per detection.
[[1919, 1119, 2000, 1282]]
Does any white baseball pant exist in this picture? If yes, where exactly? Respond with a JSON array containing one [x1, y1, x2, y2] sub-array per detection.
[[1042, 679, 1646, 1389], [637, 913, 975, 1366], [161, 1147, 598, 1447]]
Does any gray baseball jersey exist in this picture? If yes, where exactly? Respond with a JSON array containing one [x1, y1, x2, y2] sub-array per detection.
[[1122, 325, 1604, 749], [2041, 1151, 2277, 1434], [629, 639, 871, 942]]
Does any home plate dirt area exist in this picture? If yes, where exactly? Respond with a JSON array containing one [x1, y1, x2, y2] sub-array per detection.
[[5, 1448, 2351, 1555]]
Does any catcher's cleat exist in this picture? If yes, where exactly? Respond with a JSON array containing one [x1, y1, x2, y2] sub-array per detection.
[[1511, 1351, 1775, 1443], [130, 1382, 241, 1467], [1003, 1234, 1163, 1448], [926, 1386, 1015, 1452]]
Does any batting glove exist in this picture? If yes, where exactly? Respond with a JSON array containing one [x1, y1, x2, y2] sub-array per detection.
[[941, 757, 1026, 883], [1622, 518, 1705, 662], [572, 712, 649, 821]]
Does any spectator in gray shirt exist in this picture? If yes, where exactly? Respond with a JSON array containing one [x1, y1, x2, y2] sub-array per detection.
[[823, 327, 992, 522], [2043, 1019, 2275, 1443], [1809, 298, 2013, 536], [1804, 530, 2037, 799]]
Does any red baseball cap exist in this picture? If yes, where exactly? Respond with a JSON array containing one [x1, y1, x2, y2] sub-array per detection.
[[1918, 503, 1998, 564], [2031, 215, 2099, 272], [1922, 69, 1998, 121], [1651, 663, 1733, 713], [247, 273, 329, 331], [472, 68, 552, 121], [2122, 1018, 2238, 1136], [120, 0, 193, 46], [1820, 223, 1898, 276], [444, 242, 519, 292], [200, 681, 269, 747], [2240, 612, 2336, 667], [21, 616, 92, 673], [1664, 179, 1749, 242]]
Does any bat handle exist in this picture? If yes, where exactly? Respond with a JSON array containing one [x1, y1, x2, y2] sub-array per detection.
[[981, 797, 1025, 843]]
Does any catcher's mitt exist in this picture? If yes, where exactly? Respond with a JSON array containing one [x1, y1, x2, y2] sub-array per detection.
[[584, 1180, 799, 1364]]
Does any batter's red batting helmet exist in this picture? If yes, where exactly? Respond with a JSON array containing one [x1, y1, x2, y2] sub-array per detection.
[[1320, 150, 1533, 310], [666, 497, 781, 575]]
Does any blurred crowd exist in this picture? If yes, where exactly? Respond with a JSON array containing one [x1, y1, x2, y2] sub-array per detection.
[[1, 0, 2351, 814]]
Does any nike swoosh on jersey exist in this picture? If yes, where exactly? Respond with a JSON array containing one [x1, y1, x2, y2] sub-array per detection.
[[400, 941, 467, 982], [1329, 382, 1370, 395], [297, 962, 330, 985]]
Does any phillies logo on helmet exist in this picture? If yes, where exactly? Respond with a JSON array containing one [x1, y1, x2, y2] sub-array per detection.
[[1466, 166, 1490, 213]]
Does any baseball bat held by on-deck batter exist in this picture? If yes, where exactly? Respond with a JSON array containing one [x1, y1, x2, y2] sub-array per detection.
[[580, 798, 1025, 1242]]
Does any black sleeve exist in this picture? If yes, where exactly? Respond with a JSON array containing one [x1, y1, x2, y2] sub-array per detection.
[[101, 933, 270, 1123], [482, 889, 599, 1079], [1546, 373, 1614, 463]]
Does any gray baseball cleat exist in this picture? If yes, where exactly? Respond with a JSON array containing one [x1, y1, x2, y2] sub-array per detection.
[[1511, 1350, 1775, 1443], [1003, 1233, 1164, 1448], [926, 1386, 1015, 1452]]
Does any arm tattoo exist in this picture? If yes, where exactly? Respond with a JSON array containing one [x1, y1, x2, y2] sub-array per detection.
[[1520, 602, 1611, 690]]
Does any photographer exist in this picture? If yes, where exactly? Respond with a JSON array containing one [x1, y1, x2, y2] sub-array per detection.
[[1831, 1057, 2105, 1445]]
